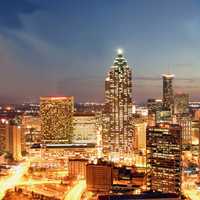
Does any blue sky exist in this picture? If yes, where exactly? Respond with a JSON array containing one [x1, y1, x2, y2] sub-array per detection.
[[1, 0, 200, 103]]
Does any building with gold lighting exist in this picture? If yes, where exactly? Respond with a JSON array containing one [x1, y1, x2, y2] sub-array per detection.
[[40, 96, 74, 144], [146, 123, 182, 196]]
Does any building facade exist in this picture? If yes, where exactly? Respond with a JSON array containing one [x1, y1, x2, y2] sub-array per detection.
[[68, 158, 88, 178], [104, 50, 133, 161], [22, 115, 41, 149], [72, 113, 97, 144], [40, 97, 74, 144], [162, 74, 174, 112], [146, 124, 182, 195], [174, 93, 189, 115], [86, 162, 113, 192]]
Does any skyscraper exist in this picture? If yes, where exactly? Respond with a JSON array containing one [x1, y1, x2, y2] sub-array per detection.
[[104, 49, 133, 161], [40, 97, 74, 144], [162, 74, 174, 112], [146, 123, 182, 195]]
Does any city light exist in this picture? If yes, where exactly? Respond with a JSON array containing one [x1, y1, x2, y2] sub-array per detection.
[[1, 2, 200, 199]]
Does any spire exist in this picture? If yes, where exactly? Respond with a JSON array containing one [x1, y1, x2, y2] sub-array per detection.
[[113, 48, 127, 68]]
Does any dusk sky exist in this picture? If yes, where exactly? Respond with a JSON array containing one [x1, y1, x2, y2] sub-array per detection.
[[1, 0, 200, 103]]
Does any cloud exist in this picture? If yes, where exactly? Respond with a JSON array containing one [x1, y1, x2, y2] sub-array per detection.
[[0, 0, 40, 29]]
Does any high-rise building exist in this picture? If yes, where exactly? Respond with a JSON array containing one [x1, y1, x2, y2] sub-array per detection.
[[162, 74, 174, 112], [40, 97, 74, 144], [21, 115, 41, 149], [0, 120, 9, 153], [104, 49, 133, 160], [174, 93, 189, 114], [146, 123, 182, 195], [0, 120, 23, 161], [133, 118, 147, 151], [176, 115, 192, 146], [8, 125, 22, 161]]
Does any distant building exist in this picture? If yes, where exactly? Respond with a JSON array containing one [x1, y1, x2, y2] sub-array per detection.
[[133, 118, 147, 151], [72, 113, 97, 144], [86, 161, 113, 192], [147, 113, 156, 127], [8, 125, 23, 161], [0, 120, 23, 161], [162, 74, 174, 112], [147, 99, 163, 114], [21, 115, 41, 148], [146, 124, 182, 195], [0, 121, 9, 153], [174, 93, 189, 114], [156, 110, 172, 124], [68, 158, 88, 178], [104, 50, 133, 161], [191, 120, 200, 145], [40, 97, 74, 144], [176, 115, 192, 146]]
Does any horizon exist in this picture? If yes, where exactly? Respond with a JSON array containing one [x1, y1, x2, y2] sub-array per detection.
[[1, 0, 200, 103]]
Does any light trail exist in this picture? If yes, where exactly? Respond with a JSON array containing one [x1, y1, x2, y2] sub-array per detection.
[[19, 179, 61, 186], [0, 160, 30, 199], [64, 180, 86, 200]]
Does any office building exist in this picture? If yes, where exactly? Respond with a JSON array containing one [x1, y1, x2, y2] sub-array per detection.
[[146, 124, 182, 195], [191, 120, 200, 145], [72, 113, 97, 144], [86, 161, 113, 192], [0, 120, 23, 161], [174, 93, 189, 114], [162, 74, 174, 112], [133, 118, 147, 151], [104, 49, 133, 161], [68, 158, 88, 178], [156, 110, 172, 124], [147, 99, 163, 114], [21, 115, 41, 148], [8, 125, 23, 161], [176, 115, 192, 146], [40, 96, 74, 144], [0, 120, 9, 153]]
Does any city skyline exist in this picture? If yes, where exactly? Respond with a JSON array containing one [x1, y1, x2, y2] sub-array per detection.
[[1, 1, 200, 103]]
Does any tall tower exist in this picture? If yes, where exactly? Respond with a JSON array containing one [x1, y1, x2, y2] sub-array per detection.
[[40, 96, 74, 144], [162, 74, 174, 112], [104, 49, 133, 161]]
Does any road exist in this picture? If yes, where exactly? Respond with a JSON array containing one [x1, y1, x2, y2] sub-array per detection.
[[182, 173, 200, 200], [64, 180, 86, 200], [0, 160, 30, 199]]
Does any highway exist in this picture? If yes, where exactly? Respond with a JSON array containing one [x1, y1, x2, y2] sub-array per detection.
[[0, 160, 30, 199], [64, 180, 86, 200], [182, 173, 200, 200]]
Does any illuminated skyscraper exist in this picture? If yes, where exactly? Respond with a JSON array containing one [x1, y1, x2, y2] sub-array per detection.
[[40, 97, 74, 144], [162, 74, 174, 112], [146, 123, 182, 195], [104, 49, 133, 160]]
